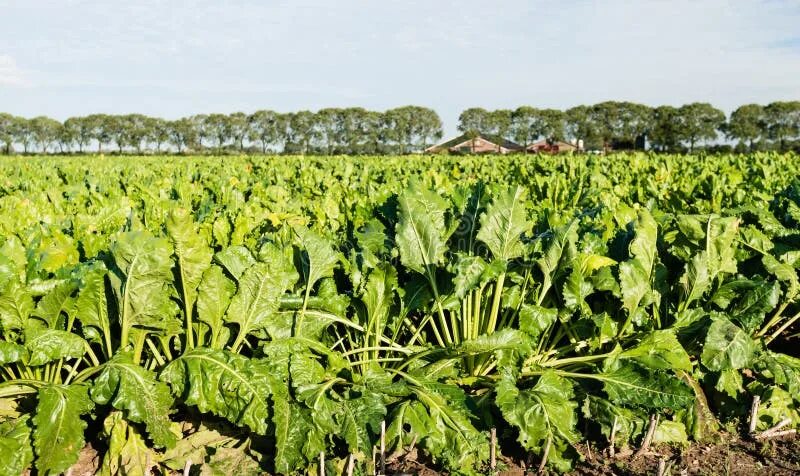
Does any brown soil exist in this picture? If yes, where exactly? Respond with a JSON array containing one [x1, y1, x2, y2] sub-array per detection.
[[386, 433, 800, 476]]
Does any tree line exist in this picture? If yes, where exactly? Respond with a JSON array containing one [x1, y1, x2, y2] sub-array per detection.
[[458, 101, 800, 153], [0, 106, 443, 155], [0, 101, 798, 155]]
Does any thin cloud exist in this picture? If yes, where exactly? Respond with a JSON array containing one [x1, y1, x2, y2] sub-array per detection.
[[0, 55, 29, 87]]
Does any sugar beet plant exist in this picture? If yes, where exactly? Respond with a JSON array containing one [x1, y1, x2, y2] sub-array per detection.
[[1, 155, 800, 475]]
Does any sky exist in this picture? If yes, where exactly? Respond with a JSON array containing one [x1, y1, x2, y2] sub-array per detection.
[[1, 0, 799, 135]]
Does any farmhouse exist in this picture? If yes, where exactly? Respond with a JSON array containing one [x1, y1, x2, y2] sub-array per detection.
[[425, 133, 522, 154], [526, 139, 579, 154]]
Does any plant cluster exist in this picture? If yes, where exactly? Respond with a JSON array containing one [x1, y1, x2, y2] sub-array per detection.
[[0, 152, 799, 475]]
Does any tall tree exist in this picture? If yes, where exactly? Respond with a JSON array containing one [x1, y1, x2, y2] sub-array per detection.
[[763, 101, 800, 152], [458, 107, 491, 153], [675, 102, 725, 152], [0, 113, 17, 154], [149, 118, 171, 153], [29, 116, 62, 153], [203, 114, 231, 151], [287, 111, 317, 154], [727, 104, 764, 150], [228, 112, 250, 151], [315, 108, 341, 155], [248, 110, 282, 153], [565, 105, 598, 149], [168, 118, 197, 153], [63, 117, 93, 153], [486, 109, 512, 152], [649, 106, 681, 152]]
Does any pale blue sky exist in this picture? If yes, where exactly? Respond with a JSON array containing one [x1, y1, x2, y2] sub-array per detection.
[[1, 0, 799, 134]]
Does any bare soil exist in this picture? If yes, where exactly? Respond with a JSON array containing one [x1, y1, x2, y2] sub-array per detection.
[[386, 433, 800, 476]]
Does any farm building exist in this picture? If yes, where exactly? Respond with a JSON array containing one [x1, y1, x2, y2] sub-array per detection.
[[526, 139, 580, 154], [425, 133, 522, 154]]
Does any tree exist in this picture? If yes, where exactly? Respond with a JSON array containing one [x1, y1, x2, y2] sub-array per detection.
[[416, 107, 443, 152], [287, 111, 317, 154], [29, 116, 62, 153], [203, 114, 231, 151], [458, 107, 491, 153], [86, 114, 112, 153], [511, 107, 566, 152], [191, 115, 209, 150], [149, 118, 171, 153], [12, 117, 35, 153], [123, 114, 153, 153], [384, 106, 442, 154], [168, 118, 197, 153], [315, 108, 341, 155], [63, 117, 94, 153], [228, 112, 250, 152], [486, 109, 512, 152], [726, 104, 764, 151], [0, 113, 17, 154], [566, 105, 599, 149], [248, 110, 282, 153], [675, 102, 725, 152], [649, 106, 681, 152], [763, 101, 800, 152]]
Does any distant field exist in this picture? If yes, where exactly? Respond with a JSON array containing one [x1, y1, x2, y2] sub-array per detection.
[[1, 152, 799, 475]]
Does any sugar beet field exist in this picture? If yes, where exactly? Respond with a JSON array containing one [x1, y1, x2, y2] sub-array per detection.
[[1, 153, 800, 475]]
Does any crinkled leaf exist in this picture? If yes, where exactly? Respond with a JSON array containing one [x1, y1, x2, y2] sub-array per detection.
[[396, 183, 449, 274], [90, 352, 176, 448], [33, 384, 94, 475], [167, 208, 213, 326], [601, 363, 693, 409], [0, 416, 33, 476], [620, 330, 692, 371], [213, 246, 255, 282], [24, 325, 86, 366], [196, 265, 235, 348], [100, 411, 157, 476], [476, 186, 529, 260], [161, 347, 277, 434], [701, 316, 756, 371]]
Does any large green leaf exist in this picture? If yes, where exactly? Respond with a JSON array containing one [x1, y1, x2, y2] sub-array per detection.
[[496, 371, 578, 473], [619, 209, 657, 323], [24, 324, 86, 366], [167, 208, 213, 335], [161, 347, 277, 434], [396, 183, 449, 274], [224, 256, 297, 343], [701, 316, 756, 371], [32, 279, 76, 329], [99, 411, 157, 476], [73, 264, 111, 349], [196, 265, 235, 348], [0, 341, 26, 364], [0, 279, 33, 333], [32, 384, 94, 475], [0, 416, 33, 476], [110, 231, 180, 343], [600, 363, 694, 409], [619, 330, 692, 371], [90, 352, 176, 448], [293, 225, 339, 291], [476, 186, 529, 260]]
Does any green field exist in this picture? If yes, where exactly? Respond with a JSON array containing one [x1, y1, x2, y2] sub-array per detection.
[[1, 152, 799, 475]]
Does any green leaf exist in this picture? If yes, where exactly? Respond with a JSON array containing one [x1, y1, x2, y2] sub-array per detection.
[[99, 411, 157, 476], [273, 387, 325, 474], [519, 304, 557, 339], [701, 316, 756, 371], [24, 324, 86, 366], [33, 384, 94, 475], [196, 265, 235, 348], [360, 262, 397, 339], [110, 231, 180, 343], [337, 391, 385, 456], [200, 447, 262, 476], [214, 246, 255, 282], [0, 279, 33, 333], [396, 183, 449, 274], [159, 426, 231, 471], [620, 330, 692, 371], [600, 363, 694, 409], [496, 371, 578, 472], [0, 341, 26, 364], [73, 264, 111, 348], [619, 210, 658, 321], [32, 280, 76, 329], [0, 416, 33, 476], [167, 208, 213, 326], [476, 186, 529, 260], [715, 369, 743, 398], [224, 257, 297, 342], [730, 280, 780, 333], [161, 347, 278, 435], [293, 225, 339, 291], [90, 352, 176, 448], [652, 420, 689, 445]]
